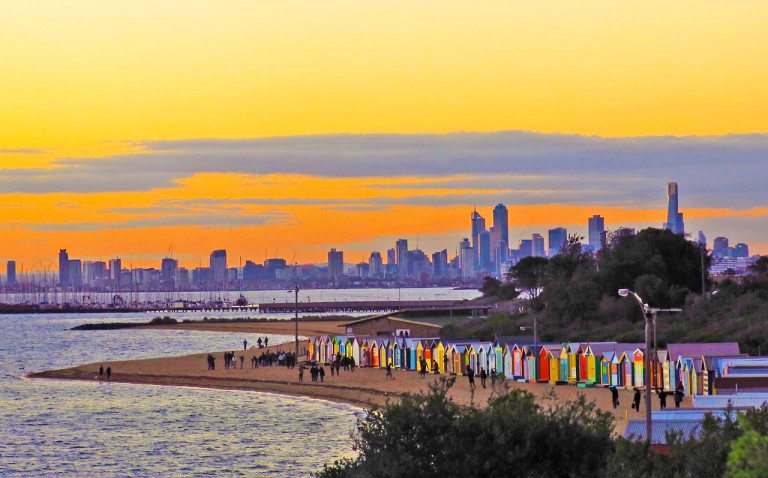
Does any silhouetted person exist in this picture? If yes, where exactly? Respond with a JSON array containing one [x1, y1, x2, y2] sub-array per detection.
[[106, 366, 112, 381], [480, 368, 487, 388], [99, 365, 104, 381], [467, 367, 475, 390], [386, 363, 394, 380], [264, 337, 269, 348], [243, 339, 248, 350], [658, 390, 669, 410], [632, 388, 641, 411], [674, 383, 684, 408], [319, 367, 325, 383], [239, 355, 244, 369], [298, 365, 305, 382], [257, 338, 263, 348], [609, 386, 619, 409]]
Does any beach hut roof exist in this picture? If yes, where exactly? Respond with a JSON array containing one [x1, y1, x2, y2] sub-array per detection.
[[602, 352, 616, 362], [494, 335, 536, 346], [624, 419, 702, 444]]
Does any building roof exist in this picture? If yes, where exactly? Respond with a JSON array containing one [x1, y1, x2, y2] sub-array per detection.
[[667, 343, 741, 360], [624, 419, 702, 444]]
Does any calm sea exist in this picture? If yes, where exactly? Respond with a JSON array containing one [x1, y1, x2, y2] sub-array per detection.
[[0, 287, 479, 476]]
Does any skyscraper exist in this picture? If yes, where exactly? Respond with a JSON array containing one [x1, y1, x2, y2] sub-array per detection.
[[58, 249, 69, 287], [532, 234, 545, 257], [432, 249, 448, 277], [478, 230, 491, 271], [548, 227, 567, 256], [663, 182, 685, 234], [210, 249, 228, 285], [713, 237, 729, 257], [698, 231, 707, 247], [161, 257, 179, 288], [519, 239, 533, 258], [369, 251, 383, 278], [6, 261, 16, 285], [492, 203, 509, 246], [396, 239, 408, 276], [328, 248, 344, 279], [109, 258, 122, 289], [471, 208, 486, 256], [588, 215, 605, 252]]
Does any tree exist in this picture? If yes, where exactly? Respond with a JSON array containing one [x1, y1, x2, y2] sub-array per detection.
[[479, 276, 520, 301], [508, 256, 549, 311]]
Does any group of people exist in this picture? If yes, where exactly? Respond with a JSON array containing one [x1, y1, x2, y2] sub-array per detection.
[[609, 382, 686, 411], [299, 364, 326, 382], [244, 337, 270, 349], [98, 365, 112, 381]]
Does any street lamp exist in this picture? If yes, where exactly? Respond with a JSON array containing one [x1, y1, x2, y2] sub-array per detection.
[[618, 289, 682, 446], [288, 285, 300, 356], [618, 288, 654, 445]]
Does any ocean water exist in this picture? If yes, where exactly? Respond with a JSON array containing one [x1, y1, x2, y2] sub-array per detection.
[[0, 312, 362, 476]]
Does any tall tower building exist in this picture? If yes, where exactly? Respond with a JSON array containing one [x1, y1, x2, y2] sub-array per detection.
[[588, 215, 605, 252], [548, 227, 568, 256], [210, 249, 228, 285], [161, 258, 179, 288], [664, 182, 685, 234], [328, 248, 344, 279], [478, 230, 492, 271], [58, 249, 69, 287], [532, 234, 546, 257], [471, 208, 486, 256], [395, 239, 409, 276], [369, 251, 383, 278], [492, 204, 509, 247]]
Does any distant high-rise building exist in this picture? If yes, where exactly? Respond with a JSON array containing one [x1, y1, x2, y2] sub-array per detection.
[[519, 239, 533, 258], [734, 243, 749, 258], [67, 259, 83, 288], [478, 230, 492, 271], [588, 215, 605, 252], [109, 258, 122, 289], [161, 258, 178, 288], [386, 248, 397, 276], [713, 237, 729, 257], [210, 249, 227, 285], [176, 267, 190, 289], [396, 239, 409, 276], [548, 227, 567, 256], [698, 231, 707, 247], [6, 261, 16, 285], [532, 234, 545, 257], [432, 249, 448, 277], [355, 262, 369, 278], [459, 244, 476, 278], [83, 261, 107, 287], [663, 182, 685, 234], [495, 240, 508, 277], [264, 258, 287, 280], [492, 204, 509, 247], [192, 267, 213, 287], [471, 208, 486, 258], [328, 248, 344, 279], [58, 249, 69, 287], [369, 252, 383, 278], [243, 260, 264, 283]]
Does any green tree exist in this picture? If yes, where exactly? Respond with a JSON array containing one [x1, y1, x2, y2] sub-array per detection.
[[508, 256, 549, 311]]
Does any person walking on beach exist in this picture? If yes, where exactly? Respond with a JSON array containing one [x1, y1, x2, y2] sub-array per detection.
[[350, 357, 355, 373], [467, 367, 475, 390], [632, 388, 641, 412], [480, 368, 487, 388], [257, 338, 263, 348], [385, 362, 394, 380], [419, 359, 427, 378], [243, 339, 248, 350], [658, 389, 669, 410], [99, 365, 104, 381], [264, 337, 269, 348], [490, 368, 497, 387], [674, 383, 684, 408], [319, 366, 325, 383], [609, 386, 619, 409], [239, 355, 244, 369], [106, 366, 112, 381], [298, 365, 305, 382], [310, 365, 318, 382]]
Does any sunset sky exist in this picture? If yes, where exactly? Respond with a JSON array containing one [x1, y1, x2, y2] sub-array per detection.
[[1, 1, 767, 269]]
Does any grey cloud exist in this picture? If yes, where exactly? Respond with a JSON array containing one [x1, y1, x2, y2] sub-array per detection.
[[0, 131, 765, 210]]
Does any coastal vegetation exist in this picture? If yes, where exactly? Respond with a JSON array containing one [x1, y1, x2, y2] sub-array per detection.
[[316, 380, 768, 477], [455, 229, 768, 353]]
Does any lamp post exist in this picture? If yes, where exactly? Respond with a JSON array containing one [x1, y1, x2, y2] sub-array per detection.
[[289, 285, 300, 356], [618, 288, 653, 445]]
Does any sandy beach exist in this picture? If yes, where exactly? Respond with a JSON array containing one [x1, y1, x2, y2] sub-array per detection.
[[30, 339, 691, 433]]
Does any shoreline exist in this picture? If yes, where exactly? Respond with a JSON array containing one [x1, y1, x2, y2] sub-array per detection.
[[28, 345, 690, 434]]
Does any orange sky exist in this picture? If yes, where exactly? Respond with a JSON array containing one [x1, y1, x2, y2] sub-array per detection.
[[1, 2, 766, 269]]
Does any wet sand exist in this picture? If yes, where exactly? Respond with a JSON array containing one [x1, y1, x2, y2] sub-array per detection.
[[30, 341, 691, 433]]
